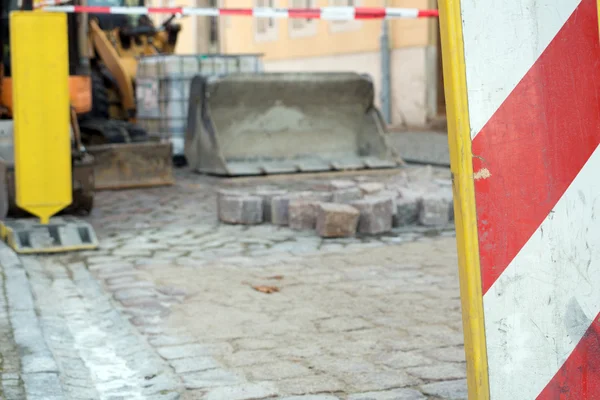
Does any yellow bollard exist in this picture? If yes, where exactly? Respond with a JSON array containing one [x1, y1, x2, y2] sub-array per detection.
[[10, 11, 72, 225]]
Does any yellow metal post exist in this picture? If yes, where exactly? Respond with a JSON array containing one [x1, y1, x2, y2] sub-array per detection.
[[10, 11, 72, 224], [438, 0, 490, 399]]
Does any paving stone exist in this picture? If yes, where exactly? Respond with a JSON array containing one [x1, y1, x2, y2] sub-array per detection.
[[272, 192, 330, 226], [218, 193, 263, 225], [21, 353, 58, 374], [88, 261, 134, 273], [317, 316, 371, 332], [4, 271, 35, 312], [148, 335, 196, 347], [439, 186, 455, 221], [350, 197, 394, 235], [95, 267, 138, 280], [315, 203, 359, 238], [367, 191, 398, 217], [62, 365, 92, 380], [422, 346, 466, 363], [347, 388, 426, 400], [393, 194, 421, 227], [181, 369, 240, 389], [113, 288, 156, 302], [344, 370, 420, 392], [141, 373, 181, 395], [63, 384, 99, 399], [22, 372, 65, 398], [254, 188, 288, 223], [233, 337, 278, 350], [420, 379, 467, 400], [169, 356, 219, 374], [62, 377, 94, 389], [374, 351, 434, 369], [247, 361, 312, 380], [359, 182, 385, 195], [107, 280, 154, 291], [156, 344, 214, 360], [156, 286, 188, 297], [275, 375, 346, 396], [146, 392, 180, 400], [418, 192, 452, 227], [205, 382, 278, 400], [2, 384, 26, 400], [406, 363, 466, 381], [281, 396, 340, 400], [105, 276, 137, 287], [2, 373, 20, 381], [225, 350, 279, 367], [331, 187, 363, 203], [289, 200, 320, 231], [271, 195, 295, 226], [328, 180, 356, 190]]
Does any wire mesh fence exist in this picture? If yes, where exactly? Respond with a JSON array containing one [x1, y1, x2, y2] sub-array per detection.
[[136, 53, 264, 158]]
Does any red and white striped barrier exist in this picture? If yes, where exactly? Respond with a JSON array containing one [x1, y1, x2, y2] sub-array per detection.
[[34, 0, 66, 7], [442, 0, 600, 398], [41, 5, 438, 19]]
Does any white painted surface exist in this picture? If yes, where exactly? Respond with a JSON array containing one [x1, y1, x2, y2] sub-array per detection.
[[483, 144, 600, 400], [320, 6, 355, 20], [461, 0, 581, 139]]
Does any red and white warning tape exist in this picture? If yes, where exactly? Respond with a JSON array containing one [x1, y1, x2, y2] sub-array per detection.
[[41, 5, 438, 19], [34, 0, 67, 7]]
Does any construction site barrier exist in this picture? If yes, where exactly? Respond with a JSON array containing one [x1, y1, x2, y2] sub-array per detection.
[[41, 5, 438, 19], [440, 0, 600, 398], [10, 11, 72, 225]]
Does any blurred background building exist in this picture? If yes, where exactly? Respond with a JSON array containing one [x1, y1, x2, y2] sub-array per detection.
[[146, 0, 444, 130]]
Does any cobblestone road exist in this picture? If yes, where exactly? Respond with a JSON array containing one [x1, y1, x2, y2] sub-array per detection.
[[0, 167, 468, 399]]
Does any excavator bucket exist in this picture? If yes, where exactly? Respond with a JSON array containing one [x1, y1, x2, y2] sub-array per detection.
[[78, 119, 175, 191], [86, 141, 175, 190], [184, 72, 403, 176]]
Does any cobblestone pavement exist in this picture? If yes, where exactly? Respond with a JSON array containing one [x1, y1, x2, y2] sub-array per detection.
[[1, 166, 468, 399]]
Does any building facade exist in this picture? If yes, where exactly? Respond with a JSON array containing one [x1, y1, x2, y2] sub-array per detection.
[[152, 0, 444, 129]]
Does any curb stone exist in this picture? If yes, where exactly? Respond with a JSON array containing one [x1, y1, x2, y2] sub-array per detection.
[[0, 243, 65, 399]]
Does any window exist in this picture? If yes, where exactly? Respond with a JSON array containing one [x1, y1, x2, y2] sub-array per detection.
[[255, 0, 278, 42], [289, 0, 316, 38]]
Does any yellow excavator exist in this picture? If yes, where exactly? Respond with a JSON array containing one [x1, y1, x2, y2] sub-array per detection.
[[0, 0, 180, 252], [78, 1, 182, 189]]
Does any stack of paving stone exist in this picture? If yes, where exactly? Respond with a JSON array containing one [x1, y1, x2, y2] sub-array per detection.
[[216, 177, 453, 238]]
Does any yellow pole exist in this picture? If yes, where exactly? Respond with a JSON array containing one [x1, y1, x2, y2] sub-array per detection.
[[10, 11, 72, 224], [438, 1, 491, 399]]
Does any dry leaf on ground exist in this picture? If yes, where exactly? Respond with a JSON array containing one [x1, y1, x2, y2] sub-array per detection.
[[252, 285, 280, 294]]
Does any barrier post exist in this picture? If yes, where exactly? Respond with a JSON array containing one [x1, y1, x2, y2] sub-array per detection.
[[440, 0, 600, 398], [10, 11, 72, 224]]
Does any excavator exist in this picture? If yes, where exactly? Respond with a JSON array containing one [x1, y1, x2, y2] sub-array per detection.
[[1, 0, 179, 194], [79, 0, 182, 189], [0, 0, 180, 252], [35, 0, 401, 179]]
